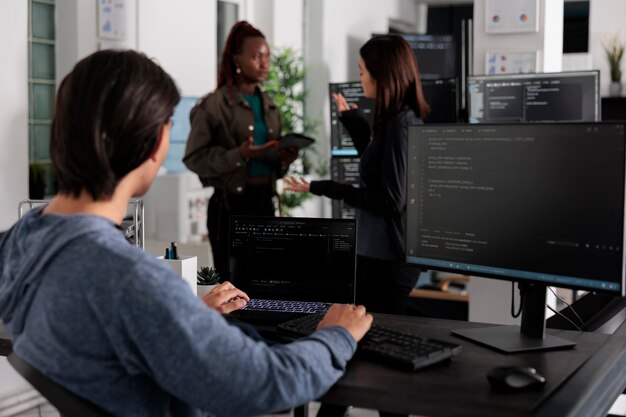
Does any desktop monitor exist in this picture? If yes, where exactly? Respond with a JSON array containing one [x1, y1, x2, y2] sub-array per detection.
[[331, 158, 360, 219], [406, 123, 626, 352], [421, 78, 459, 123], [329, 82, 374, 156], [329, 79, 457, 157], [467, 71, 600, 124], [400, 34, 456, 80]]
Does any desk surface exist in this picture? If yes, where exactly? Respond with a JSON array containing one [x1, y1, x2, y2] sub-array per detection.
[[318, 314, 626, 417], [0, 323, 11, 357], [3, 315, 626, 417]]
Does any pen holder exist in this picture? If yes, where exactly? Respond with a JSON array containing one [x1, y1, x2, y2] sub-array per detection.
[[158, 255, 197, 296]]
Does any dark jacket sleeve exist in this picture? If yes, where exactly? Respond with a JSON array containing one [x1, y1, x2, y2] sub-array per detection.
[[183, 101, 246, 179], [339, 109, 372, 156], [310, 115, 409, 216]]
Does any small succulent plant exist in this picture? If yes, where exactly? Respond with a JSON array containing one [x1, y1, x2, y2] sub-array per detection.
[[197, 266, 220, 286]]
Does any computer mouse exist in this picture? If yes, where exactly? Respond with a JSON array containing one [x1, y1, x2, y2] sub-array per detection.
[[487, 366, 546, 392]]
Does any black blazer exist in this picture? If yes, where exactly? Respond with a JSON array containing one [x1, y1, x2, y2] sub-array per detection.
[[310, 106, 422, 259]]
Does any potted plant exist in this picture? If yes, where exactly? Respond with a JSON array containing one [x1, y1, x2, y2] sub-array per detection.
[[197, 266, 220, 298], [603, 34, 625, 97], [265, 47, 327, 216]]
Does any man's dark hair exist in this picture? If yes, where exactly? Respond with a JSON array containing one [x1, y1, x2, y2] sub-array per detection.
[[50, 50, 180, 201], [360, 35, 430, 127]]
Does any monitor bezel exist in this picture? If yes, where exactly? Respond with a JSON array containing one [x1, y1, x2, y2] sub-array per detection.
[[228, 215, 358, 303], [398, 33, 456, 80], [466, 70, 601, 124], [406, 122, 626, 297]]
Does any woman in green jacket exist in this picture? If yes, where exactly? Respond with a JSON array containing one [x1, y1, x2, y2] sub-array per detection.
[[184, 21, 297, 280]]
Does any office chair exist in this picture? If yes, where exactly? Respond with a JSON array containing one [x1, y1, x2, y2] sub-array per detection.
[[17, 199, 145, 248], [7, 352, 113, 417]]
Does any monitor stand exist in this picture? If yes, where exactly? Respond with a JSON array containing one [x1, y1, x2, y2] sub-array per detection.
[[452, 282, 577, 353]]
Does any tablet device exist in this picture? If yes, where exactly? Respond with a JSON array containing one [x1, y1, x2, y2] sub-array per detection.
[[256, 134, 315, 163], [278, 133, 315, 150]]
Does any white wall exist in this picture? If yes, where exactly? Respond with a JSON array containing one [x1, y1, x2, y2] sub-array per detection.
[[272, 0, 304, 51], [58, 0, 216, 96], [304, 0, 422, 216], [0, 0, 29, 397], [0, 0, 29, 231], [589, 0, 626, 96], [56, 0, 98, 84], [473, 0, 563, 75], [469, 0, 563, 325], [247, 0, 274, 45], [56, 0, 138, 85], [137, 0, 217, 96]]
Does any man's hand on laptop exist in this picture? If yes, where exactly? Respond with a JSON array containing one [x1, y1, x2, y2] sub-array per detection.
[[318, 304, 373, 342], [201, 281, 250, 314]]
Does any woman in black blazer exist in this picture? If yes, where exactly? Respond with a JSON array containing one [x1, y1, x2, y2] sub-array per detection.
[[286, 35, 430, 417], [286, 35, 430, 318]]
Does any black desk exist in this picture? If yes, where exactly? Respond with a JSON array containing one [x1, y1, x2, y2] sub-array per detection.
[[296, 314, 626, 417], [0, 323, 11, 357], [3, 316, 626, 417]]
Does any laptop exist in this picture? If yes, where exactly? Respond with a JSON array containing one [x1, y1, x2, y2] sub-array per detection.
[[228, 216, 357, 325]]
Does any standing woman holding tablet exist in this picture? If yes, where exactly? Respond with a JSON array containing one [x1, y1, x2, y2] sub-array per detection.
[[184, 21, 298, 280]]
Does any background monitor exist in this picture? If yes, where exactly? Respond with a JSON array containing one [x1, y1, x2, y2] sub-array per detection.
[[329, 79, 458, 157], [422, 78, 459, 123], [329, 82, 374, 156], [406, 123, 626, 352], [331, 158, 360, 219], [400, 34, 456, 80], [467, 71, 600, 124]]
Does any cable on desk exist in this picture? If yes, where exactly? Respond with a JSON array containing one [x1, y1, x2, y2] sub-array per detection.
[[547, 304, 583, 332], [548, 287, 586, 331], [511, 282, 523, 318]]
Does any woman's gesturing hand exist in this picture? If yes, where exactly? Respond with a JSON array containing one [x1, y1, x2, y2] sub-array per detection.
[[332, 92, 358, 113], [239, 136, 279, 159], [283, 176, 310, 193]]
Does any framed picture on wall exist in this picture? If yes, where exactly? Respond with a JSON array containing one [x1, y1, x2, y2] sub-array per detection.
[[485, 0, 539, 34], [486, 51, 539, 74], [98, 0, 127, 41]]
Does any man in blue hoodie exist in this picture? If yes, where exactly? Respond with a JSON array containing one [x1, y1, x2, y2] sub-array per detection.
[[0, 50, 372, 417]]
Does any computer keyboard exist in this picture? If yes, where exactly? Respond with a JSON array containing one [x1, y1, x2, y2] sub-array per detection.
[[277, 313, 462, 371], [241, 299, 331, 314]]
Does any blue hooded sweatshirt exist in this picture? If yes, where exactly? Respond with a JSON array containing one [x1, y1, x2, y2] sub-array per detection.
[[0, 207, 356, 416]]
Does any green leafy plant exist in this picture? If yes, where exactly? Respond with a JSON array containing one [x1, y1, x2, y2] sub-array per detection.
[[603, 34, 625, 82], [265, 47, 327, 216], [197, 266, 220, 286]]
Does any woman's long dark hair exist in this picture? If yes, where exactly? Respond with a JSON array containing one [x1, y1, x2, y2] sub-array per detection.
[[360, 35, 430, 127], [217, 21, 266, 90]]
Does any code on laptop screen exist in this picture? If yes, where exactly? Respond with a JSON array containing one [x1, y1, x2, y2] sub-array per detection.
[[229, 217, 356, 303]]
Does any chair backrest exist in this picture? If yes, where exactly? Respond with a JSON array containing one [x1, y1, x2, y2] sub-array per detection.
[[7, 352, 113, 417], [17, 198, 145, 249]]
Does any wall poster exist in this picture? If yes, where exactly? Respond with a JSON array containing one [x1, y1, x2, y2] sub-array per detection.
[[485, 0, 539, 34], [486, 51, 539, 74], [98, 0, 126, 40]]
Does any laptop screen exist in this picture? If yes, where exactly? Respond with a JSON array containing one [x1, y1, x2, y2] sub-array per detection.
[[229, 216, 356, 303]]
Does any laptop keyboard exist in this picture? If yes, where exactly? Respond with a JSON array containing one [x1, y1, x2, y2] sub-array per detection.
[[277, 313, 462, 371], [241, 299, 332, 314]]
